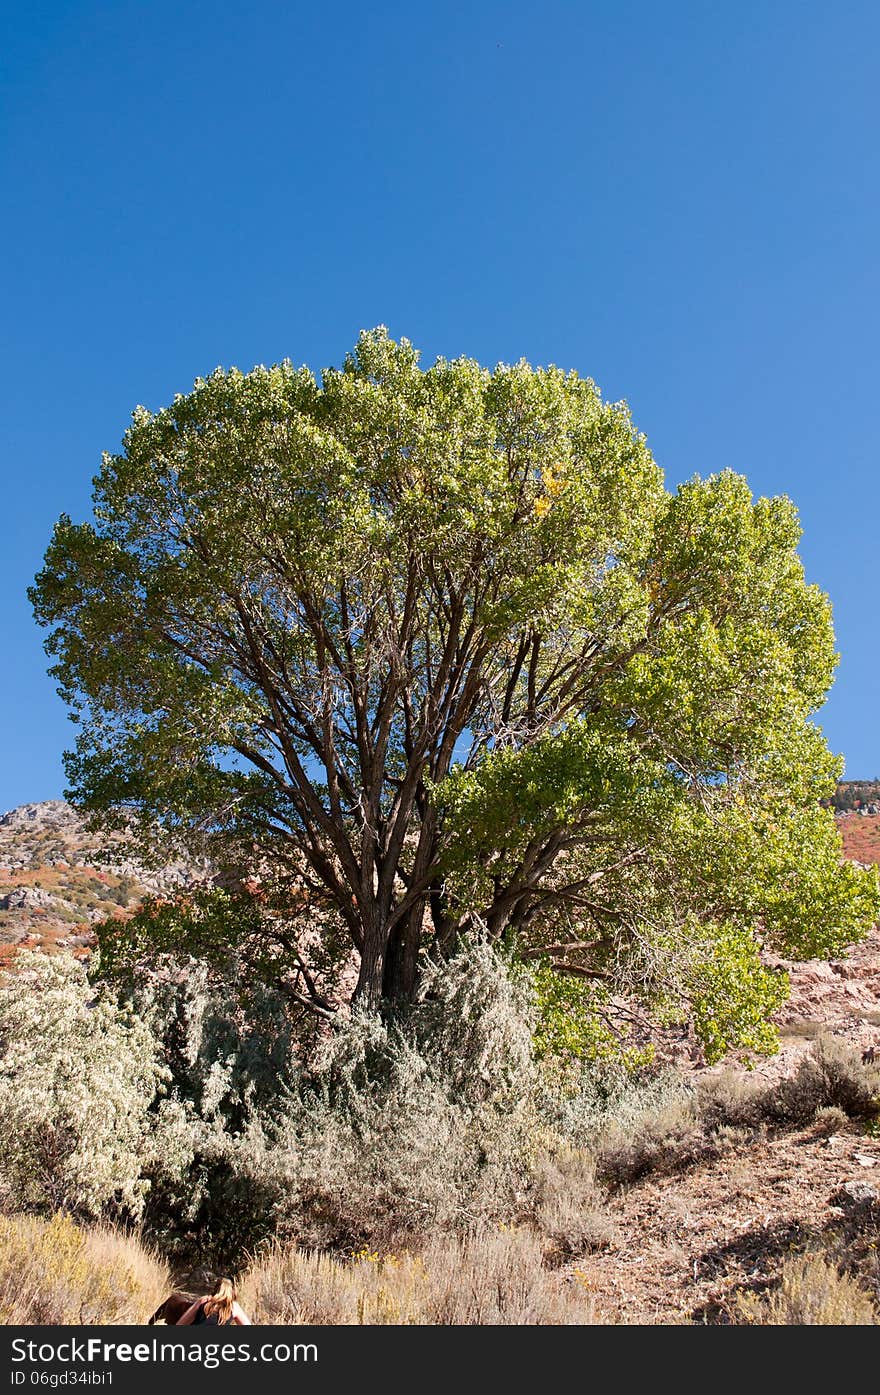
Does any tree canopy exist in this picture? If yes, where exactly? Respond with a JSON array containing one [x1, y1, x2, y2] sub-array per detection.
[[31, 328, 879, 1054]]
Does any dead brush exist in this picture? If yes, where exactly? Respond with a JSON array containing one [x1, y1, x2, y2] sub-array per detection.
[[529, 1145, 617, 1260], [696, 1038, 880, 1133], [734, 1250, 878, 1325], [695, 1069, 769, 1130], [772, 1035, 880, 1124], [0, 1213, 170, 1324], [812, 1105, 850, 1136], [591, 1091, 708, 1187], [240, 1226, 602, 1324]]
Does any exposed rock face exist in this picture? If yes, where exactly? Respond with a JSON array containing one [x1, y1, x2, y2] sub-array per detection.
[[0, 801, 72, 830], [830, 1180, 879, 1208], [0, 886, 61, 912], [0, 800, 210, 889], [778, 950, 880, 1023]]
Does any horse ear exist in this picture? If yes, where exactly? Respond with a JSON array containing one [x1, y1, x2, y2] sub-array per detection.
[[147, 1299, 166, 1324]]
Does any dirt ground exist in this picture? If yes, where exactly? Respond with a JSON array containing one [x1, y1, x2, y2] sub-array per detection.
[[566, 921, 880, 1323], [569, 1116, 880, 1322]]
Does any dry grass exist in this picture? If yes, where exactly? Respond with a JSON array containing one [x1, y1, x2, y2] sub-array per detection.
[[734, 1251, 878, 1325], [695, 1070, 768, 1130], [530, 1146, 617, 1260], [779, 1018, 824, 1041], [240, 1227, 603, 1324], [0, 1213, 170, 1324], [697, 1037, 880, 1132]]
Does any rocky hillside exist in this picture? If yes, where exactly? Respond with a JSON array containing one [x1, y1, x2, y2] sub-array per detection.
[[0, 801, 210, 962], [0, 800, 878, 1323]]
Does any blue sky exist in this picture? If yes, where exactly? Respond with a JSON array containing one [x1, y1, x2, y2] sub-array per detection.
[[1, 0, 878, 812]]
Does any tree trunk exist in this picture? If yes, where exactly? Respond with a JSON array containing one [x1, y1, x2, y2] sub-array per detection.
[[353, 904, 423, 1009], [382, 909, 421, 1003], [353, 921, 387, 1011]]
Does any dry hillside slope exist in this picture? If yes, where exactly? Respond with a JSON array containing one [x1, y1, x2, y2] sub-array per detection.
[[0, 801, 210, 963], [0, 801, 878, 1324]]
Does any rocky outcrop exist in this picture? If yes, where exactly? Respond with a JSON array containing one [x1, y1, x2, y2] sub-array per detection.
[[0, 801, 73, 830], [0, 886, 61, 912]]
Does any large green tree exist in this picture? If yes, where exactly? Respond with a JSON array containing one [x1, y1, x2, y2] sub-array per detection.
[[31, 329, 878, 1048]]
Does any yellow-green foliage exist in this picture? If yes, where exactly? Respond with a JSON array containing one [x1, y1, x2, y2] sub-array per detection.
[[240, 1227, 602, 1325], [683, 917, 788, 1064], [0, 1213, 170, 1324], [735, 1252, 878, 1325], [530, 961, 654, 1070]]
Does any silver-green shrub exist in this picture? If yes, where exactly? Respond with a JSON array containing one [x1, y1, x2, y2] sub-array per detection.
[[252, 942, 540, 1248], [121, 956, 300, 1261], [0, 952, 162, 1219]]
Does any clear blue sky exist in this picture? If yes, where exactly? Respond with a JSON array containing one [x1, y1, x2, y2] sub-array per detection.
[[1, 0, 878, 812]]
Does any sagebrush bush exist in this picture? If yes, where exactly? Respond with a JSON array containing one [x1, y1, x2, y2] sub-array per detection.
[[697, 1038, 880, 1134], [592, 1093, 706, 1186], [812, 1105, 850, 1135], [734, 1251, 878, 1325], [535, 1054, 682, 1141], [18, 937, 861, 1277], [109, 941, 542, 1261], [126, 956, 303, 1263], [536, 1064, 710, 1186], [0, 953, 163, 1219], [0, 1213, 169, 1324], [771, 1035, 880, 1123], [529, 1146, 616, 1259], [695, 1070, 769, 1130], [240, 1227, 602, 1324], [260, 946, 539, 1249], [412, 940, 537, 1105]]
